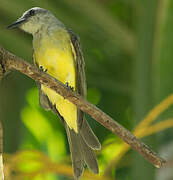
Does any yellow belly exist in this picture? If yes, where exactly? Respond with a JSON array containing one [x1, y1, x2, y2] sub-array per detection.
[[33, 33, 78, 132]]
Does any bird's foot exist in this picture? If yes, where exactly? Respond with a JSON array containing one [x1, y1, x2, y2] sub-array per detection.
[[39, 65, 47, 73], [65, 82, 74, 91]]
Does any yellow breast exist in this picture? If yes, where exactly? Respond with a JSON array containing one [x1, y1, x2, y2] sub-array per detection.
[[33, 29, 78, 132]]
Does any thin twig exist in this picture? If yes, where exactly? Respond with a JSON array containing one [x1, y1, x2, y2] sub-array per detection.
[[136, 119, 173, 138], [0, 46, 166, 169], [7, 150, 113, 180], [135, 94, 173, 131]]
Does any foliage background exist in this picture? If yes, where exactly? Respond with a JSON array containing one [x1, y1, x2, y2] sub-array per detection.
[[0, 0, 173, 179]]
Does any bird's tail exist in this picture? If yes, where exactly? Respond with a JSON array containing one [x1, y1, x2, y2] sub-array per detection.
[[65, 119, 101, 179]]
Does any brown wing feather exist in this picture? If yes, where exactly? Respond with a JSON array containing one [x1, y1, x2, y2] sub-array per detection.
[[68, 30, 86, 130], [68, 30, 101, 150], [68, 30, 87, 96]]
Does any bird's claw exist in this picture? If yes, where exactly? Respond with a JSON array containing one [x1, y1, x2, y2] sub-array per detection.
[[65, 82, 74, 91], [39, 65, 47, 72]]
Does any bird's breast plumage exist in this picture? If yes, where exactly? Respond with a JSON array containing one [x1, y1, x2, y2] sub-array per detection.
[[33, 28, 78, 132]]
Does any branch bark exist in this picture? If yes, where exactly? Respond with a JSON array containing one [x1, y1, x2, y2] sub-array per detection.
[[0, 46, 166, 169]]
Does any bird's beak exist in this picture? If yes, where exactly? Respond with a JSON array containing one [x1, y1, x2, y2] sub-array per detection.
[[7, 17, 26, 29]]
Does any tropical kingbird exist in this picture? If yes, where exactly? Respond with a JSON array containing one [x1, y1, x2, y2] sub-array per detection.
[[8, 7, 101, 179]]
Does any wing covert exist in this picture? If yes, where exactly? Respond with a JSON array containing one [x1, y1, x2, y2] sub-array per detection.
[[68, 30, 87, 97]]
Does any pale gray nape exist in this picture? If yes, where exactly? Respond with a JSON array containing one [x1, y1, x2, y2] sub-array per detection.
[[20, 7, 65, 35]]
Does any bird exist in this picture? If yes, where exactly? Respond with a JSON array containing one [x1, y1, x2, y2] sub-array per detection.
[[7, 7, 101, 179]]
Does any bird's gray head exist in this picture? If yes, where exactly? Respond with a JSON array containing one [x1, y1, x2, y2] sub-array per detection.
[[7, 7, 62, 35]]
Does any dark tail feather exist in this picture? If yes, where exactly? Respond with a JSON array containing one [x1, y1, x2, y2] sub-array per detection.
[[80, 118, 101, 150], [80, 135, 99, 174], [65, 122, 100, 179], [65, 125, 84, 179]]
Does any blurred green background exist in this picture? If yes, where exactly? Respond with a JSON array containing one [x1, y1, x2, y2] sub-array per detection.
[[1, 0, 173, 180]]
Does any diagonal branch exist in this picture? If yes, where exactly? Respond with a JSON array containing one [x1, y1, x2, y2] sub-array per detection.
[[0, 46, 166, 169]]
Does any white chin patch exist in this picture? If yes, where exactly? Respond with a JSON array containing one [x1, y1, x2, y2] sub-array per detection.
[[20, 21, 39, 35]]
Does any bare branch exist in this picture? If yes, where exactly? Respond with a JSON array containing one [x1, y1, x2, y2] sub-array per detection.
[[0, 46, 166, 169]]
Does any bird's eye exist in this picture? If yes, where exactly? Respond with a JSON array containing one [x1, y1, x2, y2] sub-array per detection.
[[29, 9, 35, 16]]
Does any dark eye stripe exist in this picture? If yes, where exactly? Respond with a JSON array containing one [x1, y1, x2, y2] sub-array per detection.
[[29, 9, 35, 16]]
